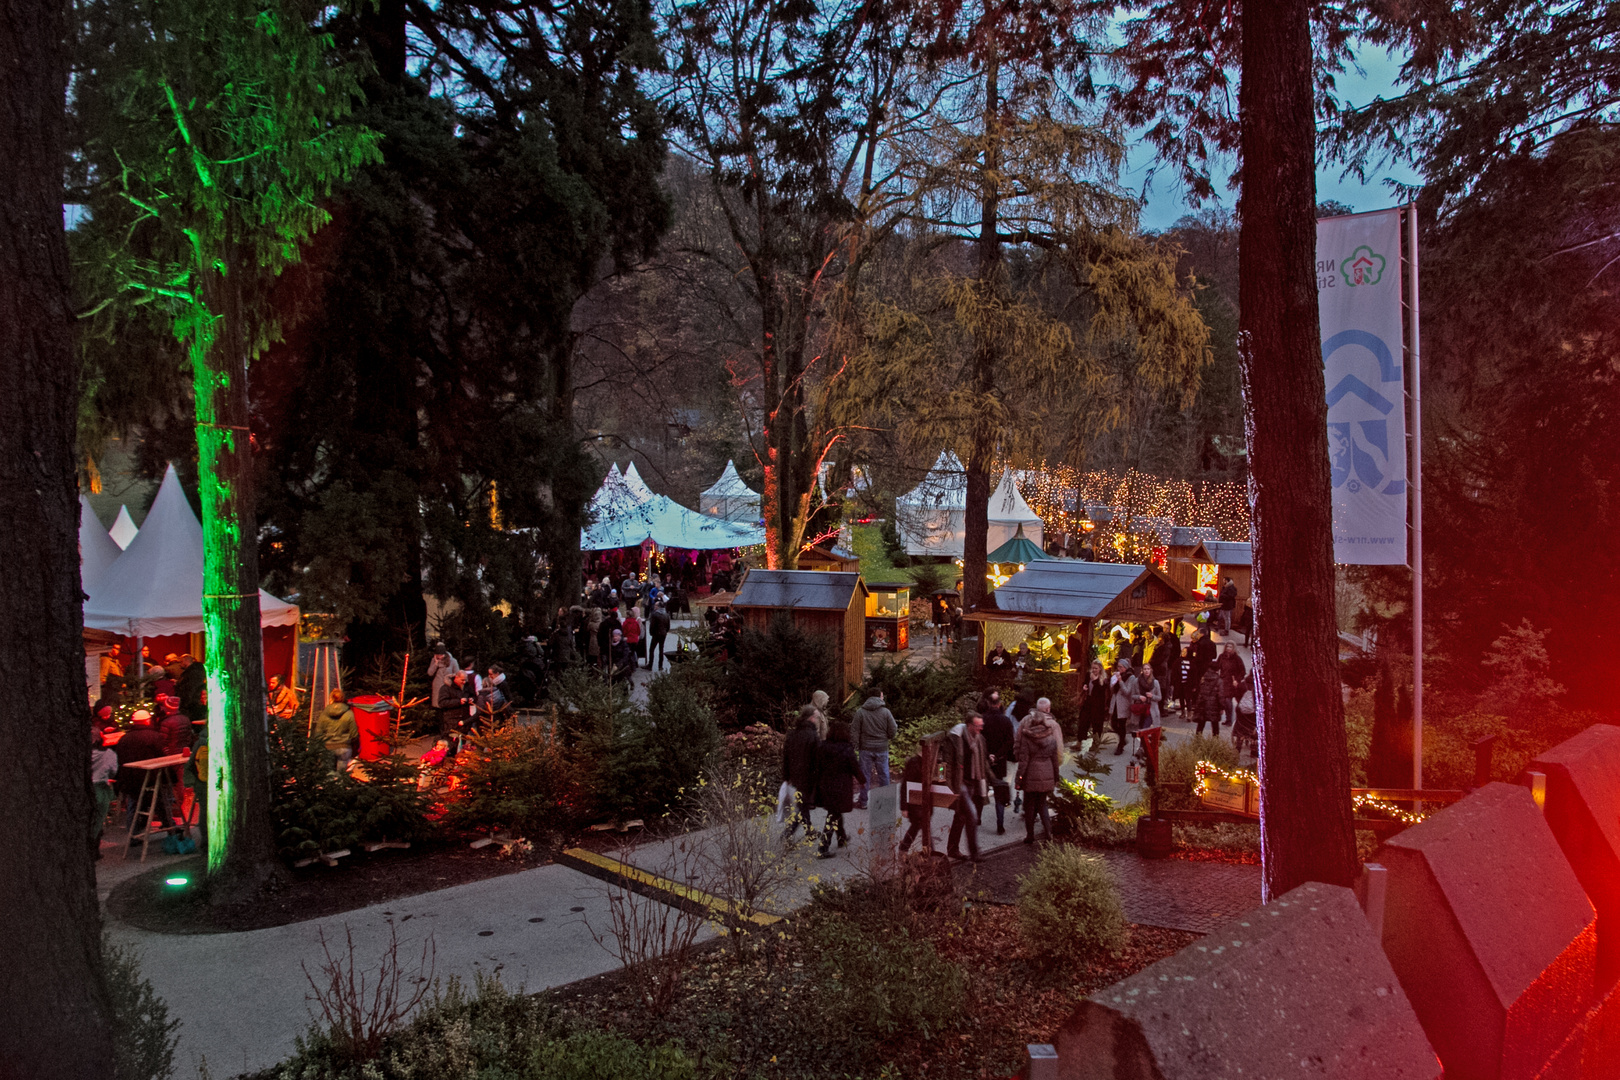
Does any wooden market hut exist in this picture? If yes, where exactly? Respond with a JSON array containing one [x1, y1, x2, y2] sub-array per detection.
[[1188, 540, 1253, 605], [796, 542, 860, 573], [730, 570, 868, 697], [1164, 526, 1222, 595], [964, 560, 1207, 690]]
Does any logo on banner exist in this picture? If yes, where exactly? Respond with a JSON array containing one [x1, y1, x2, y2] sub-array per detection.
[[1323, 330, 1406, 498], [1341, 245, 1386, 286]]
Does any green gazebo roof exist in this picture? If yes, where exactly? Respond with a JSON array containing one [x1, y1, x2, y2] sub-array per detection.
[[986, 527, 1051, 567]]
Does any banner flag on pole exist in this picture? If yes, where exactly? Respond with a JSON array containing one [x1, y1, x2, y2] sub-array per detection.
[[1317, 209, 1408, 565]]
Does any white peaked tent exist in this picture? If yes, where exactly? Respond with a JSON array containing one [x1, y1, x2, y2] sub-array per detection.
[[79, 496, 123, 593], [987, 470, 1044, 551], [700, 460, 762, 523], [896, 450, 967, 556], [109, 504, 139, 549], [622, 462, 657, 503], [583, 465, 763, 551], [896, 454, 1045, 556], [83, 464, 299, 637]]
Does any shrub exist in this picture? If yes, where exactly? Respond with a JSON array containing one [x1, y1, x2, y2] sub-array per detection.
[[256, 974, 697, 1080], [605, 674, 722, 819], [106, 937, 178, 1080], [889, 711, 958, 765], [1151, 734, 1238, 812], [798, 908, 963, 1040], [720, 723, 785, 794], [268, 717, 369, 861], [1049, 776, 1114, 835], [445, 721, 582, 838], [1016, 845, 1126, 964], [859, 654, 974, 723], [722, 615, 840, 727]]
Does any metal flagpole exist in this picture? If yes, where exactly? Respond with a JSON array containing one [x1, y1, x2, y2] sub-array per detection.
[[1407, 203, 1423, 792]]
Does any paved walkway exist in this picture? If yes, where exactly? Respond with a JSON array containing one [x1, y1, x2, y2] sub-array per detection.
[[101, 626, 1257, 1078]]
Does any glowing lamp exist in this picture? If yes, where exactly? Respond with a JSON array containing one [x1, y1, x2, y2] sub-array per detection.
[[165, 877, 189, 887], [1080, 513, 1095, 533]]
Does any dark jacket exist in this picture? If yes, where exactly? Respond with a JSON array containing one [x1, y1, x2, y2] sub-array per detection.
[[177, 662, 208, 719], [114, 725, 170, 797], [158, 711, 193, 756], [851, 696, 897, 753], [1079, 674, 1110, 725], [1219, 582, 1238, 611], [1015, 713, 1063, 793], [980, 707, 1015, 761], [1217, 650, 1248, 698], [782, 723, 820, 792], [1189, 635, 1217, 671], [1195, 668, 1224, 727], [649, 608, 671, 638], [942, 725, 989, 793], [813, 736, 866, 813], [435, 679, 472, 711]]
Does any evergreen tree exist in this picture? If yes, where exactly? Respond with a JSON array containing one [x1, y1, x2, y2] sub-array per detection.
[[72, 0, 380, 899]]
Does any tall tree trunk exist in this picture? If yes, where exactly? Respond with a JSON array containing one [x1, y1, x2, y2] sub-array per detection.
[[0, 0, 117, 1068], [1238, 0, 1358, 899], [547, 334, 583, 614], [196, 255, 278, 902], [961, 53, 1000, 613]]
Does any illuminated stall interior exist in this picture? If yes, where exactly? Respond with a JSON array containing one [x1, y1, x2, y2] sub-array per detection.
[[864, 581, 911, 651], [966, 560, 1208, 674]]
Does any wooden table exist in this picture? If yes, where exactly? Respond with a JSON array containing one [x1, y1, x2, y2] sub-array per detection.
[[120, 753, 191, 863]]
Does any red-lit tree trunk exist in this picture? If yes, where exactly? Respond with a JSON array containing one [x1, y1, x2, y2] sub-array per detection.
[[1238, 0, 1359, 899], [196, 252, 277, 902], [0, 0, 117, 1069]]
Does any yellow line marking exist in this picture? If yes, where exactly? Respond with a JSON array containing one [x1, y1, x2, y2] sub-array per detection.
[[563, 848, 782, 926]]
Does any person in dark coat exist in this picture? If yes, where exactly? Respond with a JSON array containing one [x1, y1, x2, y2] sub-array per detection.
[[436, 669, 475, 736], [896, 753, 933, 853], [1217, 643, 1247, 726], [114, 710, 176, 826], [1015, 700, 1064, 843], [1078, 659, 1110, 751], [646, 602, 672, 671], [781, 708, 820, 840], [978, 691, 1016, 834], [944, 713, 989, 861], [813, 720, 866, 858], [1187, 627, 1216, 707], [1218, 577, 1238, 633], [1193, 666, 1225, 737], [176, 654, 208, 722]]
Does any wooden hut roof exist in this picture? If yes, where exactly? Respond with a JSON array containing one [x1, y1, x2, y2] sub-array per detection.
[[964, 561, 1205, 624], [732, 570, 866, 611], [1191, 540, 1253, 566]]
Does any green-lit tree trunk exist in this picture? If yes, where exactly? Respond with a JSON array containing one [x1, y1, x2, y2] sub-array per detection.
[[1238, 0, 1358, 899], [0, 0, 117, 1066], [196, 250, 277, 900]]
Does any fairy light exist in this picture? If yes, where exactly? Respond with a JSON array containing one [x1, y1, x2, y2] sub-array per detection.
[[1014, 466, 1251, 562], [1351, 793, 1430, 825], [1193, 760, 1260, 798]]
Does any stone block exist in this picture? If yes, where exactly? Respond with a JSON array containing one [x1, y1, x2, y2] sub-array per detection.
[[1051, 883, 1440, 1079], [1529, 725, 1620, 990], [1379, 782, 1597, 1080]]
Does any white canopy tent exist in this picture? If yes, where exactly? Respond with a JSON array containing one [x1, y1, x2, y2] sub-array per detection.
[[83, 464, 300, 638], [896, 453, 1044, 556], [583, 466, 763, 551], [80, 496, 124, 593], [109, 504, 139, 549], [700, 460, 762, 523]]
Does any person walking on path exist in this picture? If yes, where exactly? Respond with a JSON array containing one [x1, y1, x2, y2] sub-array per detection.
[[978, 690, 1016, 834], [851, 690, 897, 809], [1016, 698, 1063, 843], [806, 690, 831, 739], [646, 602, 671, 670], [1192, 666, 1225, 737], [780, 707, 820, 837], [1187, 627, 1216, 706], [1135, 666, 1163, 727], [814, 720, 866, 858], [1156, 625, 1182, 713], [90, 728, 118, 858], [1079, 659, 1110, 751], [1217, 642, 1247, 727], [1233, 673, 1258, 760], [1109, 659, 1138, 755], [896, 752, 933, 853], [944, 712, 988, 862], [1218, 577, 1238, 634]]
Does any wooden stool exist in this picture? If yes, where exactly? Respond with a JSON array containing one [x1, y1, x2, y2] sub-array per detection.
[[121, 753, 190, 863]]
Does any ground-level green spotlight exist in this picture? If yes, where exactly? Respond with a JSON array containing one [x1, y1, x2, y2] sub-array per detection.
[[165, 877, 189, 887]]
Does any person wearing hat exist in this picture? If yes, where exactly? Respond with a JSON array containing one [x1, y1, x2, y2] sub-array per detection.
[[114, 709, 174, 825], [157, 694, 193, 756]]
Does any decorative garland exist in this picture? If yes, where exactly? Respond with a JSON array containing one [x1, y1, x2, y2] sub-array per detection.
[[1194, 761, 1430, 825], [1193, 760, 1259, 798], [1351, 793, 1430, 825]]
